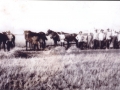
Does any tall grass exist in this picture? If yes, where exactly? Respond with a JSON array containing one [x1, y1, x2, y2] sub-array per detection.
[[0, 46, 120, 90]]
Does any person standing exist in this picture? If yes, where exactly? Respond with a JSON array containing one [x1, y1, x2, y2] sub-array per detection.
[[93, 29, 99, 49], [111, 30, 118, 49], [59, 31, 65, 47], [106, 28, 112, 49], [76, 31, 84, 50], [98, 29, 105, 49], [117, 31, 120, 49]]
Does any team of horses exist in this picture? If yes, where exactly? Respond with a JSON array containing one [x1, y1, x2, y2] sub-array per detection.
[[24, 30, 47, 51], [0, 29, 120, 51], [24, 29, 120, 51]]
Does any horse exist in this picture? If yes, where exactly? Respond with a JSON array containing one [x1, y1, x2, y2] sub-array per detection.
[[24, 30, 40, 51], [38, 32, 48, 50], [46, 29, 60, 46], [2, 31, 15, 51], [57, 31, 78, 49], [24, 30, 47, 51], [0, 33, 8, 51]]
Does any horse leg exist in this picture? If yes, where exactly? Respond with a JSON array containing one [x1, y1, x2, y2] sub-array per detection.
[[12, 40, 15, 48], [43, 40, 46, 49], [54, 40, 57, 47], [33, 44, 36, 51], [66, 41, 69, 49], [75, 40, 78, 48], [40, 42, 42, 50], [119, 41, 120, 49], [7, 41, 10, 51], [3, 42, 6, 51], [0, 42, 1, 50], [13, 40, 15, 47], [26, 41, 28, 51]]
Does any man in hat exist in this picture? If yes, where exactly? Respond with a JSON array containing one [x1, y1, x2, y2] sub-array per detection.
[[93, 29, 99, 49], [6, 31, 13, 42], [76, 31, 84, 50], [106, 28, 112, 49], [111, 30, 118, 49], [98, 29, 105, 49], [117, 31, 120, 48]]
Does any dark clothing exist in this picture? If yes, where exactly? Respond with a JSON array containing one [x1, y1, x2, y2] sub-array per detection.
[[111, 36, 118, 49], [78, 42, 84, 50], [61, 42, 64, 47], [93, 39, 99, 49], [106, 39, 111, 49], [118, 41, 120, 49], [99, 40, 104, 49]]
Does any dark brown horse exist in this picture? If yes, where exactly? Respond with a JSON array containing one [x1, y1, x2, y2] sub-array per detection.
[[0, 33, 8, 51], [1, 32, 15, 51], [38, 32, 48, 50], [24, 30, 47, 51], [46, 29, 60, 46], [24, 30, 39, 51]]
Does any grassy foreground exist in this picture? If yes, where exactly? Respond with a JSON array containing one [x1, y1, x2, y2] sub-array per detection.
[[0, 46, 120, 90]]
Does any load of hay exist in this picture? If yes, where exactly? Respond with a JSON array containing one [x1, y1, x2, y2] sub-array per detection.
[[49, 46, 66, 55]]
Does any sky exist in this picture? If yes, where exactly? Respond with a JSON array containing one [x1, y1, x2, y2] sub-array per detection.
[[0, 0, 120, 34]]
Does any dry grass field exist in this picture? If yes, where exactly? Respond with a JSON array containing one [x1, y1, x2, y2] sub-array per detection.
[[0, 35, 120, 90]]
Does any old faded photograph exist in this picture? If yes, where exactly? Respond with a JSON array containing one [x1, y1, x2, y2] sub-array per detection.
[[0, 0, 120, 90]]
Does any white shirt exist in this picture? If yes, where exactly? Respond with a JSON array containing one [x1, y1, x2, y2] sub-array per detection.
[[59, 34, 65, 42], [93, 32, 99, 40], [7, 34, 13, 41], [112, 31, 117, 36], [99, 32, 105, 41], [117, 34, 120, 41], [76, 34, 83, 42], [106, 32, 112, 39]]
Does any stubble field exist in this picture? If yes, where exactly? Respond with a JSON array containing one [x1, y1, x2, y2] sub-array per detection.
[[0, 35, 120, 90]]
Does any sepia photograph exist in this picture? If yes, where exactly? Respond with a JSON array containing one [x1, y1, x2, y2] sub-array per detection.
[[0, 0, 120, 90]]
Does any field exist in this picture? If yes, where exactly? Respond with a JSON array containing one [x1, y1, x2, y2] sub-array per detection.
[[0, 35, 120, 90]]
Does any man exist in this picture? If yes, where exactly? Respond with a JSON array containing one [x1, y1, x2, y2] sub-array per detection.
[[6, 31, 13, 42], [76, 31, 84, 50], [111, 30, 118, 49], [106, 28, 112, 49], [117, 31, 120, 49], [98, 29, 105, 49], [6, 31, 14, 51], [93, 29, 99, 49], [59, 31, 65, 47]]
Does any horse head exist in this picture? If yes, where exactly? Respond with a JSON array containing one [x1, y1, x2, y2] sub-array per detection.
[[38, 32, 48, 40], [46, 29, 53, 36]]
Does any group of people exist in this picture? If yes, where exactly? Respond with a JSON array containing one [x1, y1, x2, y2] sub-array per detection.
[[58, 28, 120, 50]]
